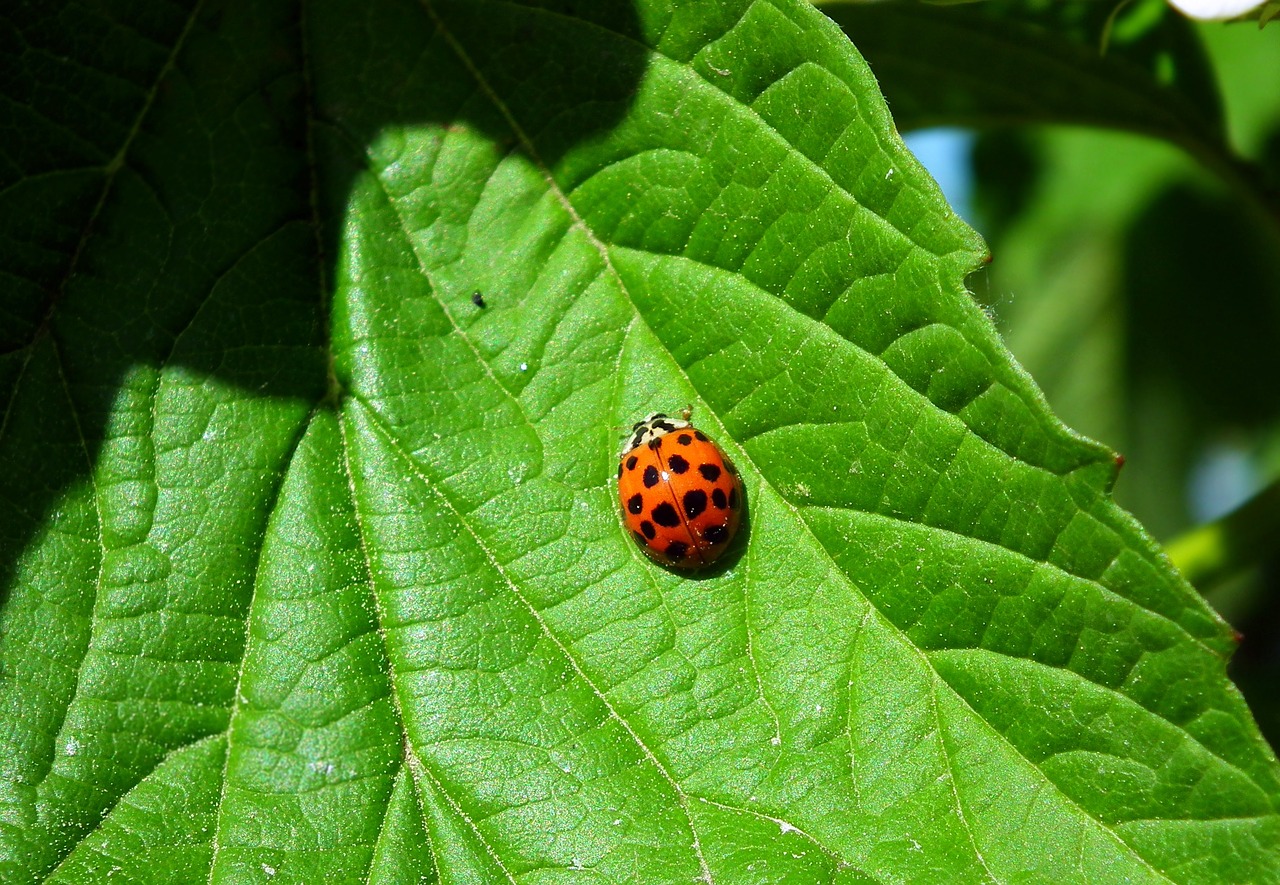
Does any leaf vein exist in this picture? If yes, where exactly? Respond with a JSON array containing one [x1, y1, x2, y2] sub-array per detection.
[[356, 393, 716, 883]]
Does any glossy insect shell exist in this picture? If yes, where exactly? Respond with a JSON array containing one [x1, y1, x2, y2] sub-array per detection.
[[617, 413, 743, 569]]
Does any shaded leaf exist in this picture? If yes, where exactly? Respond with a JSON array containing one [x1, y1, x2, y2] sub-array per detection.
[[824, 0, 1226, 151]]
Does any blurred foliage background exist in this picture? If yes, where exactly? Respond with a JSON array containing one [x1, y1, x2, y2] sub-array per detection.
[[826, 0, 1280, 747]]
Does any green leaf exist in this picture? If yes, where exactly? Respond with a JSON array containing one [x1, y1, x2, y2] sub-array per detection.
[[2, 1, 1278, 883], [822, 0, 1226, 148]]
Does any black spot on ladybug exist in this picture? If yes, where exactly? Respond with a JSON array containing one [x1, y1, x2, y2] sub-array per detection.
[[640, 520, 656, 539], [704, 523, 729, 545], [712, 488, 727, 509], [728, 487, 739, 510], [694, 430, 707, 441], [698, 463, 721, 482], [665, 541, 689, 561], [643, 466, 660, 488], [627, 493, 644, 515], [651, 502, 680, 527], [626, 455, 638, 471], [668, 454, 689, 474], [648, 437, 662, 450], [683, 489, 707, 519], [633, 530, 649, 548], [677, 433, 692, 445]]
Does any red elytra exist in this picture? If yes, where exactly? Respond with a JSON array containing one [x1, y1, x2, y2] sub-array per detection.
[[617, 412, 743, 569]]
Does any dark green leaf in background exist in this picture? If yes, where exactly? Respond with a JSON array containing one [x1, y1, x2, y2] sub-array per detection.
[[824, 0, 1227, 160], [2, 1, 1278, 883]]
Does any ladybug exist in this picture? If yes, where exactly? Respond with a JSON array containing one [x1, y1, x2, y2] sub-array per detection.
[[617, 411, 743, 569]]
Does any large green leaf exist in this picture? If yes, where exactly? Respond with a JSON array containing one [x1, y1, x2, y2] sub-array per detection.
[[2, 1, 1278, 883]]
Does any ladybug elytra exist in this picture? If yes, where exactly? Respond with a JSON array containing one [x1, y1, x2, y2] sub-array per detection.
[[617, 411, 743, 569]]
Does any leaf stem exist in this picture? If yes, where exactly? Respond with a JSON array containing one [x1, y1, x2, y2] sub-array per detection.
[[1165, 476, 1280, 591]]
